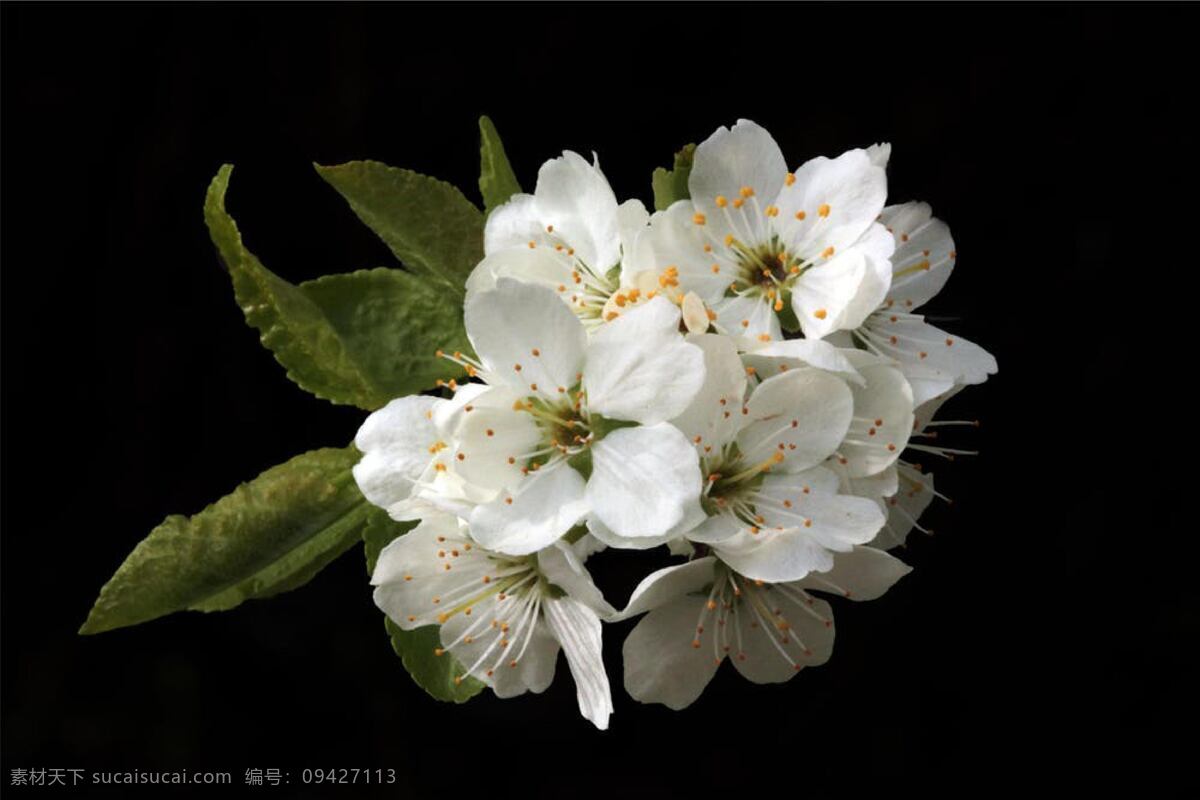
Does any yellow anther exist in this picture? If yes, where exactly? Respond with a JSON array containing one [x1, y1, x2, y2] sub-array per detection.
[[732, 198, 744, 209], [757, 333, 771, 342], [813, 309, 827, 320], [606, 311, 619, 321], [822, 246, 835, 258], [795, 210, 806, 220], [818, 203, 830, 217], [711, 264, 720, 273], [739, 186, 754, 198], [785, 172, 796, 186], [693, 212, 707, 225], [774, 298, 784, 311], [724, 234, 735, 246], [528, 240, 536, 249], [715, 195, 728, 208], [765, 205, 779, 217]]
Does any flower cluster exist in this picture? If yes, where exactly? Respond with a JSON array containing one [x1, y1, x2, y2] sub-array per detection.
[[356, 120, 996, 728]]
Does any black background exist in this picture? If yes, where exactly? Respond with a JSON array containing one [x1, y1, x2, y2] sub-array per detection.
[[3, 3, 1196, 797]]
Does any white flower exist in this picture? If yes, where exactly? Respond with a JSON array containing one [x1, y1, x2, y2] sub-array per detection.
[[372, 513, 615, 729], [626, 119, 893, 344], [352, 387, 493, 522], [591, 333, 886, 586], [866, 387, 975, 549], [846, 201, 997, 405], [467, 151, 648, 326], [619, 546, 911, 710], [434, 278, 706, 554]]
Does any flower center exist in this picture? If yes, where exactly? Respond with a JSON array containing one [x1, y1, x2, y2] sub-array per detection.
[[687, 561, 833, 670], [514, 391, 592, 469], [700, 445, 784, 528]]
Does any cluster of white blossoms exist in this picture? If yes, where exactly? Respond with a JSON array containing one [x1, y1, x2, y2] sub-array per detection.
[[354, 120, 996, 729]]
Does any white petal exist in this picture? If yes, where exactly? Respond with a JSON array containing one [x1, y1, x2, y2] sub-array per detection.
[[453, 396, 540, 490], [667, 538, 697, 557], [623, 594, 721, 710], [452, 387, 542, 493], [431, 383, 491, 435], [867, 142, 892, 169], [717, 528, 834, 584], [843, 463, 899, 501], [469, 462, 588, 555], [798, 545, 912, 601], [712, 293, 782, 346], [372, 515, 493, 629], [543, 596, 613, 730], [669, 333, 747, 451], [689, 120, 788, 240], [439, 592, 555, 698], [882, 202, 955, 310], [483, 193, 541, 254], [743, 338, 865, 386], [625, 201, 736, 302], [913, 385, 963, 432], [533, 151, 622, 272], [352, 395, 439, 509], [735, 367, 854, 472], [838, 351, 915, 478], [790, 247, 867, 339], [895, 361, 957, 409], [587, 423, 703, 540], [617, 198, 650, 258], [586, 515, 673, 551], [586, 495, 706, 551], [491, 621, 560, 699], [465, 278, 586, 396], [686, 514, 742, 545], [537, 540, 616, 618], [836, 222, 895, 330], [774, 148, 888, 260], [872, 463, 935, 550], [584, 299, 706, 424], [731, 586, 834, 683], [465, 246, 577, 307], [572, 532, 607, 562], [615, 556, 717, 620], [713, 470, 885, 583], [862, 314, 997, 396]]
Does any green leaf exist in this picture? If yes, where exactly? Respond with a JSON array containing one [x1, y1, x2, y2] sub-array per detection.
[[315, 160, 483, 293], [298, 268, 472, 405], [478, 115, 522, 215], [81, 447, 371, 634], [362, 515, 485, 703], [204, 165, 468, 410], [651, 143, 697, 211]]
